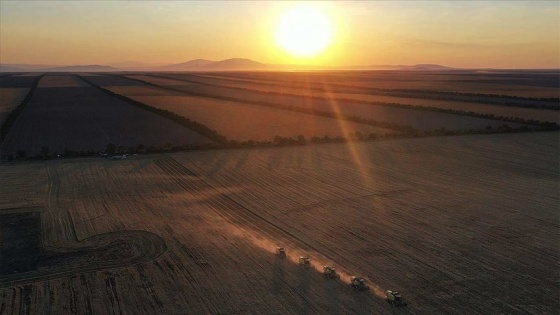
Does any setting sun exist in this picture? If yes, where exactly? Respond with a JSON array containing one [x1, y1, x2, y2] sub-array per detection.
[[274, 4, 334, 58]]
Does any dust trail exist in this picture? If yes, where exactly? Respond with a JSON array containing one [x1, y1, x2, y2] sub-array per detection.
[[218, 218, 387, 300]]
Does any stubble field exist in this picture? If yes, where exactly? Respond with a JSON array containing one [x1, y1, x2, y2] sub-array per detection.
[[0, 131, 558, 314]]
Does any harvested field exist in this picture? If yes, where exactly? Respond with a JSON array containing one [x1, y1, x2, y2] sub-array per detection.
[[127, 74, 529, 132], [0, 132, 558, 314], [164, 73, 560, 123], [0, 88, 30, 125], [131, 95, 393, 141], [0, 75, 212, 157]]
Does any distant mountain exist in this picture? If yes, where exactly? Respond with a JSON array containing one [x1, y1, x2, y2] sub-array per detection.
[[44, 65, 118, 72], [156, 59, 215, 71], [154, 58, 269, 71], [204, 58, 269, 70], [0, 60, 455, 73], [107, 61, 166, 70], [399, 64, 453, 70], [336, 64, 453, 71], [0, 63, 62, 72], [0, 65, 23, 72]]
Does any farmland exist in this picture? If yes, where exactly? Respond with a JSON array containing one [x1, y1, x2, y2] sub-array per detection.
[[0, 75, 212, 157], [0, 131, 558, 314], [139, 95, 394, 141], [195, 70, 560, 99], [118, 74, 532, 132], [164, 73, 560, 123], [2, 70, 554, 156], [0, 70, 545, 156]]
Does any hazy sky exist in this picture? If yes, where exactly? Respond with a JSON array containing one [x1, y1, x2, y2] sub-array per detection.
[[1, 1, 559, 68]]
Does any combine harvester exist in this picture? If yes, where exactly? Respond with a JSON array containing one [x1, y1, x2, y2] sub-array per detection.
[[386, 290, 407, 306], [273, 247, 407, 306], [322, 266, 340, 279], [275, 247, 286, 258], [350, 276, 369, 291], [298, 256, 311, 268]]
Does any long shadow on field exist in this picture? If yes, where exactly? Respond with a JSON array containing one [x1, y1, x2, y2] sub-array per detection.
[[295, 266, 313, 314], [0, 212, 167, 287], [271, 258, 285, 294]]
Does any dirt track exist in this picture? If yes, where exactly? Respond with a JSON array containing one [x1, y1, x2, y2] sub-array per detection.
[[0, 132, 558, 314]]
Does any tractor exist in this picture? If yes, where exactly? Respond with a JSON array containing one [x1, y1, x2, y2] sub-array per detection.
[[350, 276, 369, 291], [386, 290, 407, 306], [276, 247, 286, 258], [298, 256, 310, 267], [323, 266, 340, 279]]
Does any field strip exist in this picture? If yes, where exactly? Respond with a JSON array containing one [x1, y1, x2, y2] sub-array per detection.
[[197, 72, 560, 107]]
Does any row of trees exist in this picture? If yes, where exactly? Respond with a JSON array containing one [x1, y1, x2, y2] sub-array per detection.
[[5, 121, 555, 161]]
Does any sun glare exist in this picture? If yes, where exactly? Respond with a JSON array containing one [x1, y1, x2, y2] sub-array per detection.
[[275, 4, 334, 58]]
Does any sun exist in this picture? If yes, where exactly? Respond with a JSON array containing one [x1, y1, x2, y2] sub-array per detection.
[[275, 4, 334, 58]]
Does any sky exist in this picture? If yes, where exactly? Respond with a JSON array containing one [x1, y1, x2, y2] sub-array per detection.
[[1, 1, 559, 68]]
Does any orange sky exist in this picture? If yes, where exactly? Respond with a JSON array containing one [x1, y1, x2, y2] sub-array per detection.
[[1, 1, 559, 68]]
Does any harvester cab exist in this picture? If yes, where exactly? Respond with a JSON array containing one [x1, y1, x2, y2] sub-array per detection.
[[276, 247, 286, 258], [298, 256, 310, 267], [386, 290, 407, 306], [323, 266, 339, 279], [350, 276, 369, 291]]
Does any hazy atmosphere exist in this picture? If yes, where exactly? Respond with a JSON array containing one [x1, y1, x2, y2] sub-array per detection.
[[1, 1, 558, 314], [1, 1, 559, 68]]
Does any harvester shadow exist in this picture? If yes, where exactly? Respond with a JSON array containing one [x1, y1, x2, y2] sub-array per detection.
[[295, 265, 312, 315], [271, 257, 285, 294]]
